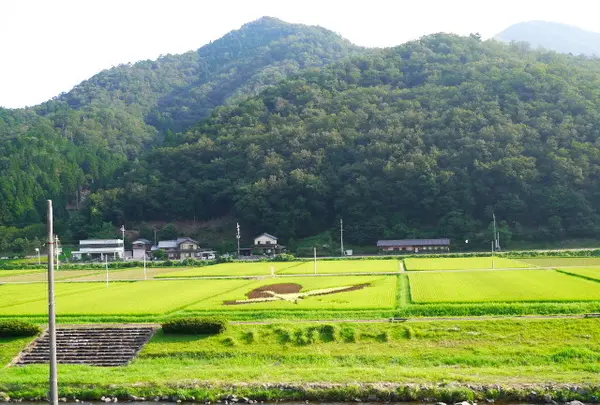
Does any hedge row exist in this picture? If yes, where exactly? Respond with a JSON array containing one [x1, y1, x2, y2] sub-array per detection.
[[162, 317, 227, 335], [0, 320, 41, 337]]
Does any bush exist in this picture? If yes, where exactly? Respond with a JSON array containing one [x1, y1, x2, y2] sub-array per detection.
[[162, 317, 227, 335], [271, 253, 296, 262], [0, 320, 41, 337]]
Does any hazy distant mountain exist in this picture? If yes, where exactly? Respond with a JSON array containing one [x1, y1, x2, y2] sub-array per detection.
[[495, 21, 600, 56]]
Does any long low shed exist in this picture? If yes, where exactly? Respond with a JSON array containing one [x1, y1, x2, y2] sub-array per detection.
[[377, 238, 450, 253]]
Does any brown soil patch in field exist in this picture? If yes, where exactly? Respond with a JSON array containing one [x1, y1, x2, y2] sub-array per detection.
[[247, 283, 303, 298], [223, 282, 370, 305], [310, 283, 370, 296]]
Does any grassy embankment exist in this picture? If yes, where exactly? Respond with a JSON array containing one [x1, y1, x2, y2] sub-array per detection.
[[1, 318, 600, 401]]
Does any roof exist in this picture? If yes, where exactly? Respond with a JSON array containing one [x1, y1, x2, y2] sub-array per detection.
[[176, 237, 199, 245], [132, 239, 152, 245], [255, 233, 277, 240], [157, 240, 178, 249], [79, 239, 123, 245], [377, 239, 450, 247], [156, 237, 199, 249]]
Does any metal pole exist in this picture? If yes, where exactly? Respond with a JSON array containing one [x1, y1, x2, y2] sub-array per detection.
[[491, 241, 495, 269], [105, 256, 109, 288], [340, 218, 344, 257], [492, 213, 497, 250], [314, 247, 317, 275], [121, 226, 125, 260], [47, 200, 58, 405], [55, 236, 59, 271], [143, 254, 147, 281], [236, 223, 240, 258]]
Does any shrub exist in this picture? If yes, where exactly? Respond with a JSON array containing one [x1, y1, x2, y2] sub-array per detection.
[[317, 324, 337, 342], [340, 327, 357, 343], [162, 317, 227, 335], [0, 320, 41, 337], [271, 253, 296, 262]]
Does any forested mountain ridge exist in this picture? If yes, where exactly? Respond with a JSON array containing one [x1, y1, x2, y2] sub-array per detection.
[[39, 16, 363, 137], [495, 21, 600, 56], [0, 17, 363, 236], [99, 33, 600, 247]]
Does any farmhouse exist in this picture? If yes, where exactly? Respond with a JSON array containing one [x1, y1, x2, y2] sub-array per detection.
[[72, 239, 125, 260], [253, 233, 286, 255], [377, 238, 450, 253], [132, 238, 152, 260], [151, 237, 212, 260]]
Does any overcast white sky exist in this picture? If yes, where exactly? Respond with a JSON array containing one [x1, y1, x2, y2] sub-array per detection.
[[1, 0, 600, 108]]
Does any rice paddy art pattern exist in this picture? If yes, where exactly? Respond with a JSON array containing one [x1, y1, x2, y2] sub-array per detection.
[[223, 282, 370, 305]]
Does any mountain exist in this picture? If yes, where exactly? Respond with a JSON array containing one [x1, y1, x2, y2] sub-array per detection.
[[0, 17, 363, 235], [495, 21, 600, 56], [99, 34, 600, 247]]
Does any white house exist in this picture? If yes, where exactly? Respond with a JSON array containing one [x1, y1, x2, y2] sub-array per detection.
[[72, 239, 124, 261], [253, 233, 285, 255], [254, 233, 278, 246], [132, 239, 152, 260], [151, 237, 205, 260]]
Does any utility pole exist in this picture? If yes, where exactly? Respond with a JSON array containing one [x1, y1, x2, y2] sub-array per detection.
[[47, 200, 58, 405], [120, 225, 126, 260], [236, 223, 241, 258], [491, 241, 495, 269], [105, 256, 109, 288], [492, 213, 497, 251], [153, 227, 157, 246], [143, 253, 147, 281], [314, 247, 317, 275], [55, 236, 59, 271], [340, 218, 344, 257]]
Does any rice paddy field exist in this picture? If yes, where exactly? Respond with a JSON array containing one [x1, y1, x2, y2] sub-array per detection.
[[185, 275, 397, 310], [2, 257, 600, 320], [558, 267, 600, 281], [276, 259, 400, 275], [157, 262, 299, 277], [408, 269, 600, 303], [404, 257, 531, 271], [520, 257, 600, 267]]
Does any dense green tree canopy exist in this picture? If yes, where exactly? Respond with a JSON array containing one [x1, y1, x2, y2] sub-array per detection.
[[109, 34, 600, 246], [0, 17, 359, 234]]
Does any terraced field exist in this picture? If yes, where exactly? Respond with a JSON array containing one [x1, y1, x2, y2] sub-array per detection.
[[408, 269, 600, 303]]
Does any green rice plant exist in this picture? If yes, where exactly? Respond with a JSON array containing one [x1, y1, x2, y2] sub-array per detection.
[[408, 270, 600, 303], [557, 267, 600, 282], [277, 259, 400, 275], [404, 257, 531, 271], [520, 258, 600, 267]]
